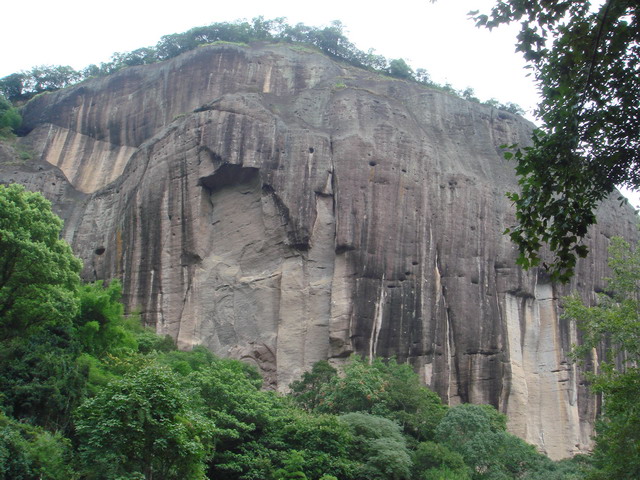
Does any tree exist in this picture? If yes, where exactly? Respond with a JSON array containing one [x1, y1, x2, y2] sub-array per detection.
[[563, 237, 640, 478], [160, 347, 288, 479], [339, 413, 412, 480], [460, 87, 479, 102], [473, 1, 640, 282], [413, 68, 432, 85], [307, 21, 355, 60], [173, 349, 358, 480], [307, 356, 389, 415], [74, 279, 138, 357], [377, 359, 447, 441], [0, 73, 26, 103], [0, 419, 37, 480], [74, 364, 216, 480], [412, 441, 471, 480], [435, 404, 550, 479], [276, 410, 358, 480], [388, 59, 413, 79], [272, 450, 308, 480], [22, 65, 82, 96], [0, 323, 87, 432], [482, 99, 524, 115], [291, 356, 446, 441], [0, 413, 74, 480], [110, 48, 157, 68], [0, 185, 85, 431], [0, 184, 81, 340], [289, 360, 337, 411], [0, 187, 142, 432], [0, 66, 82, 102], [0, 95, 21, 136]]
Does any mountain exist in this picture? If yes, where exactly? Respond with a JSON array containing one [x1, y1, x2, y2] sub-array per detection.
[[2, 42, 638, 460]]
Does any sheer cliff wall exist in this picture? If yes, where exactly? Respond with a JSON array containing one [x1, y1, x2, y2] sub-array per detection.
[[3, 43, 638, 459]]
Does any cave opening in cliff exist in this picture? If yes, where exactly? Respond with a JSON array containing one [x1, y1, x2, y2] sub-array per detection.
[[198, 164, 260, 194]]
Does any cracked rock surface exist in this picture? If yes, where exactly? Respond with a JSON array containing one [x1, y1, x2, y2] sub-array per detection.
[[4, 43, 639, 459]]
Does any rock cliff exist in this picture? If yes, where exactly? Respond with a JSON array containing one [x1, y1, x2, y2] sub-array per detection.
[[3, 43, 638, 459]]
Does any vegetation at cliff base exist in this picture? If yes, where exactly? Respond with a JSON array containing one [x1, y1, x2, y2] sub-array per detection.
[[474, 0, 640, 281], [0, 183, 594, 479]]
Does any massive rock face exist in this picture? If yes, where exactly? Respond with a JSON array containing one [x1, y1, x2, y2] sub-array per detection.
[[3, 43, 638, 459]]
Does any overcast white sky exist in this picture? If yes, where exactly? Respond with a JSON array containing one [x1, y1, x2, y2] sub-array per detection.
[[1, 0, 538, 115]]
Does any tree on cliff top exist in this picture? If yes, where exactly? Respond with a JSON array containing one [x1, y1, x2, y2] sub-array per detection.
[[473, 0, 640, 282], [0, 95, 21, 137]]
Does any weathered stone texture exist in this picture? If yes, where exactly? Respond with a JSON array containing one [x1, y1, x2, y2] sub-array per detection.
[[4, 43, 638, 459]]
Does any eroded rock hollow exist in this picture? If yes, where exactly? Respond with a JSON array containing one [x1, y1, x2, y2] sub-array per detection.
[[4, 43, 638, 459]]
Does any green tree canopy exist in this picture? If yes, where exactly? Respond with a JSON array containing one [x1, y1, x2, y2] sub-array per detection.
[[388, 59, 414, 79], [74, 363, 216, 480], [339, 412, 412, 480], [0, 413, 74, 480], [0, 74, 26, 103], [290, 360, 337, 411], [74, 279, 139, 357], [179, 349, 359, 480], [0, 66, 82, 103], [272, 450, 308, 480], [291, 356, 446, 441], [435, 403, 551, 479], [0, 324, 87, 432], [0, 184, 81, 340], [564, 237, 640, 478], [412, 441, 471, 480], [0, 95, 21, 136], [473, 0, 640, 281]]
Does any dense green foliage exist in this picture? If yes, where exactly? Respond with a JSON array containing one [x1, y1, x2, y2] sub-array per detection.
[[436, 404, 554, 479], [412, 441, 471, 480], [0, 66, 82, 103], [0, 17, 522, 115], [0, 95, 21, 137], [339, 413, 412, 480], [0, 184, 81, 340], [563, 237, 640, 479], [75, 363, 216, 479], [0, 414, 74, 480], [291, 357, 446, 442], [0, 184, 589, 478], [474, 0, 640, 281], [0, 185, 82, 431]]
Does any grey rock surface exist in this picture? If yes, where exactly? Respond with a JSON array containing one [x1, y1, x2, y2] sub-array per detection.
[[4, 43, 638, 459]]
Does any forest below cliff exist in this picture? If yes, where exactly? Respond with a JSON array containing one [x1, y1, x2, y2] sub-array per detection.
[[0, 183, 593, 480]]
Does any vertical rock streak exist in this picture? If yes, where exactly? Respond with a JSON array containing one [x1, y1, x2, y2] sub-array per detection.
[[369, 275, 387, 361]]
